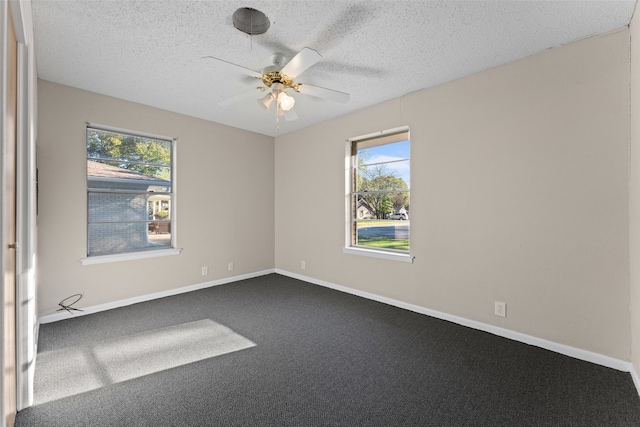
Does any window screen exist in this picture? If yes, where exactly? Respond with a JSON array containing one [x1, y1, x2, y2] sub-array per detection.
[[86, 125, 174, 257]]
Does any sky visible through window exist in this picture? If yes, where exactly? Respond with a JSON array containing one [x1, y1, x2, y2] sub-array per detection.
[[360, 139, 410, 186]]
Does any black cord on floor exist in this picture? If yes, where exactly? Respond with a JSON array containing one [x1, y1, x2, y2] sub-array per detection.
[[57, 294, 84, 314]]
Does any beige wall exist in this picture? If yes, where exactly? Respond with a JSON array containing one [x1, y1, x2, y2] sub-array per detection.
[[37, 81, 275, 315], [630, 13, 640, 378], [275, 29, 632, 360]]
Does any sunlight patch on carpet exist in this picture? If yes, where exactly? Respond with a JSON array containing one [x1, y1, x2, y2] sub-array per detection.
[[34, 319, 256, 405]]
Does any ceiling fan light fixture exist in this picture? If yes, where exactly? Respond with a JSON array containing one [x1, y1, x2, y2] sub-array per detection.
[[258, 92, 275, 110], [232, 7, 270, 35], [278, 92, 295, 111], [278, 92, 296, 111]]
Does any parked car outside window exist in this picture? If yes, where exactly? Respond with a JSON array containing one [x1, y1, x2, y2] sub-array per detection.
[[388, 212, 408, 220]]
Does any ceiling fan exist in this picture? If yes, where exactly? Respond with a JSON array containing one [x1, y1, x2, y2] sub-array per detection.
[[203, 47, 350, 121]]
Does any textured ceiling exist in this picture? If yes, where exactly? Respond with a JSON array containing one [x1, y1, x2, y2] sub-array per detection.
[[32, 0, 637, 137]]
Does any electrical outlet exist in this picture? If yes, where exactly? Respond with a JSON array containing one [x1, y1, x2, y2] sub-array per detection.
[[301, 260, 306, 270], [495, 301, 506, 317], [201, 266, 208, 276], [228, 262, 234, 271]]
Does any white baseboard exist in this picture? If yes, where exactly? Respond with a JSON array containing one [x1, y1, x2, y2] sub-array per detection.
[[276, 269, 635, 375], [632, 364, 640, 398], [38, 269, 276, 324]]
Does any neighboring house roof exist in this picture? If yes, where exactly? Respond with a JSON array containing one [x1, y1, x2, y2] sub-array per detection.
[[87, 160, 168, 182], [88, 160, 171, 194], [357, 203, 370, 212]]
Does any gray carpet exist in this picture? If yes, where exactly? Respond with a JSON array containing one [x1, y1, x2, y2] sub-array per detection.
[[15, 274, 640, 426]]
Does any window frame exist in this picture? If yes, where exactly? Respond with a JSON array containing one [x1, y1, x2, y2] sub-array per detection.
[[81, 123, 181, 265], [343, 126, 413, 263]]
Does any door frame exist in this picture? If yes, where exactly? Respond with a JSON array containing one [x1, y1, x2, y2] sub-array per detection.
[[1, 0, 17, 424], [2, 0, 38, 419]]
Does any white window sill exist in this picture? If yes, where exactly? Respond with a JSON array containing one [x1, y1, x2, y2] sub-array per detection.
[[343, 246, 414, 263], [81, 248, 182, 266]]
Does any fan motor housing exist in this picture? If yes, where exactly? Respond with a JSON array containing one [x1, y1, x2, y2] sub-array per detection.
[[261, 71, 298, 91], [232, 8, 270, 35]]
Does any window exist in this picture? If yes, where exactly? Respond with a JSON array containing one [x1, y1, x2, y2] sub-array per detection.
[[86, 124, 175, 258], [347, 128, 411, 260]]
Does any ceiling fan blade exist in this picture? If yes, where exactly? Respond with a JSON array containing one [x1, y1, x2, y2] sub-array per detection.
[[202, 56, 263, 79], [297, 84, 350, 103], [280, 47, 322, 78], [218, 87, 262, 107]]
